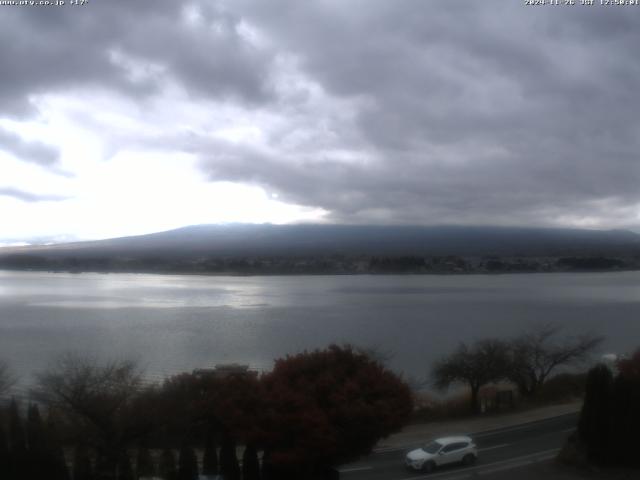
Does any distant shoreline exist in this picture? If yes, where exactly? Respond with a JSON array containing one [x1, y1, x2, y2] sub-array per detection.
[[1, 258, 638, 278]]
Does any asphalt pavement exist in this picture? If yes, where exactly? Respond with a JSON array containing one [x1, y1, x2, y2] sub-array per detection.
[[338, 413, 579, 480]]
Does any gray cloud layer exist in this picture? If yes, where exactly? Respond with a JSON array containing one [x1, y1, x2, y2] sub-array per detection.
[[2, 1, 640, 228], [0, 0, 273, 116], [0, 127, 59, 167], [0, 187, 68, 203]]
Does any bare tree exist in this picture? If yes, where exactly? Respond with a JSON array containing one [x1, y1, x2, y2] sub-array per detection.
[[0, 360, 16, 398], [355, 344, 396, 367], [432, 339, 510, 414], [33, 353, 155, 478], [507, 324, 603, 398], [404, 374, 429, 393]]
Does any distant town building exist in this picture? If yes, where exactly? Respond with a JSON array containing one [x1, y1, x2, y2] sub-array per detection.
[[193, 363, 250, 379], [601, 353, 620, 374]]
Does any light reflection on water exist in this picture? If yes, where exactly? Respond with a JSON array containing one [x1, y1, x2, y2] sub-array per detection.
[[0, 270, 639, 390]]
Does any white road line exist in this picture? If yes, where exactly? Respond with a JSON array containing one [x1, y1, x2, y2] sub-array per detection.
[[472, 423, 549, 437], [479, 452, 558, 476], [479, 443, 509, 451], [338, 466, 373, 473], [396, 448, 560, 480], [377, 441, 511, 455], [471, 413, 578, 438], [471, 416, 575, 438], [374, 446, 406, 453]]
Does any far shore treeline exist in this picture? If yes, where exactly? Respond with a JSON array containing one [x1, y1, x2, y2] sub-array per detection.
[[0, 253, 637, 276], [1, 223, 639, 275]]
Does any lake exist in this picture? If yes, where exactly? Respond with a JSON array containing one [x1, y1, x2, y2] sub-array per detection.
[[1, 270, 639, 393]]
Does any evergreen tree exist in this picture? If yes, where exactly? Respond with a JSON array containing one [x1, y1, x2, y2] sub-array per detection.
[[260, 450, 274, 480], [26, 404, 48, 480], [0, 424, 10, 480], [610, 375, 633, 465], [158, 448, 177, 480], [578, 364, 613, 465], [117, 452, 134, 480], [8, 399, 27, 480], [219, 433, 240, 480], [201, 432, 218, 476], [242, 444, 261, 480], [136, 446, 155, 479], [73, 444, 94, 480], [27, 404, 46, 452], [610, 350, 640, 466], [177, 444, 198, 480], [94, 454, 115, 480], [44, 415, 70, 480], [625, 374, 640, 467]]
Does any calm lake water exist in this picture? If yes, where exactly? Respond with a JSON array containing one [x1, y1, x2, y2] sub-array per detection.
[[1, 270, 639, 390]]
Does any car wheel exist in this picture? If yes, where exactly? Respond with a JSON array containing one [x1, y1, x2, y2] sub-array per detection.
[[422, 461, 436, 473], [462, 454, 476, 466]]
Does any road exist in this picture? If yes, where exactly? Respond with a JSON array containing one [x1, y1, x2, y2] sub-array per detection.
[[338, 413, 579, 480]]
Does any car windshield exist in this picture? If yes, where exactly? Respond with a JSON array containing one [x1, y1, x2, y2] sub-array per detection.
[[423, 441, 443, 454]]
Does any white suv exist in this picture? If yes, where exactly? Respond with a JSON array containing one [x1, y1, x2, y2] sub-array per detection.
[[405, 435, 477, 473]]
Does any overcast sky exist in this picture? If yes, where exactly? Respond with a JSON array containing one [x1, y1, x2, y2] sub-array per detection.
[[1, 0, 639, 244]]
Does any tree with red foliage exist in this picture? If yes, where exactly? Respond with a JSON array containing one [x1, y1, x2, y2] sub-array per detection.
[[617, 349, 640, 379], [200, 371, 265, 445], [610, 349, 640, 466], [157, 369, 265, 447], [155, 372, 206, 443], [260, 344, 413, 479]]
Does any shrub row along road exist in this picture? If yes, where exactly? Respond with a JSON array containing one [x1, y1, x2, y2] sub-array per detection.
[[339, 413, 579, 480]]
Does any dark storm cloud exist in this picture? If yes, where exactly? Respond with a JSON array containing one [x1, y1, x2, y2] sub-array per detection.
[[0, 0, 273, 116], [3, 0, 640, 228], [0, 127, 59, 167], [0, 187, 68, 203], [195, 0, 640, 227]]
